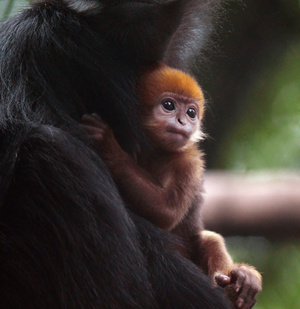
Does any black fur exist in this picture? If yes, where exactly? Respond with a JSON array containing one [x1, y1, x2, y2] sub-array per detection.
[[0, 0, 230, 308]]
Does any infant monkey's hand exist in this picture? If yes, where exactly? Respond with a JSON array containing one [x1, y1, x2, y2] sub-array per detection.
[[215, 264, 262, 309], [80, 113, 123, 160], [81, 113, 111, 143]]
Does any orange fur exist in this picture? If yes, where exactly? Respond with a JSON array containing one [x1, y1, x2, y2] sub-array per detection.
[[140, 63, 205, 120]]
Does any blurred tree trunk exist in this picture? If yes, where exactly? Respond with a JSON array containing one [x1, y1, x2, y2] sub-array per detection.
[[202, 171, 300, 239]]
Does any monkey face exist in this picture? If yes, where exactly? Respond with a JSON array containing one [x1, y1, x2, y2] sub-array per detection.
[[144, 92, 201, 152]]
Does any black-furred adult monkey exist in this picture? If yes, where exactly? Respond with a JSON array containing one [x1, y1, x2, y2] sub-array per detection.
[[0, 0, 232, 308]]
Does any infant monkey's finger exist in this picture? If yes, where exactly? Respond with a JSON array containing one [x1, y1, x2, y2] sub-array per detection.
[[80, 124, 105, 136], [82, 114, 106, 128], [230, 267, 246, 293], [80, 124, 105, 141], [215, 274, 230, 287]]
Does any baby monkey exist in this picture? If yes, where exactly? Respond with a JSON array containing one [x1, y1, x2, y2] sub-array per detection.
[[82, 64, 262, 309]]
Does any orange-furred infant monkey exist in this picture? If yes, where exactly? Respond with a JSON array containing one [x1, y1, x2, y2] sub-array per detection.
[[81, 64, 262, 309]]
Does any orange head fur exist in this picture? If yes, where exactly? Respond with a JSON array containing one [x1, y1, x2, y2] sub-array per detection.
[[139, 63, 205, 120]]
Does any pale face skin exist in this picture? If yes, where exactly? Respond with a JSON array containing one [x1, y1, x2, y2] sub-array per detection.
[[145, 92, 201, 152]]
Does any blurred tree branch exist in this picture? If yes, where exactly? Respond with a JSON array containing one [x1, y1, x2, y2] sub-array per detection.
[[202, 171, 300, 239]]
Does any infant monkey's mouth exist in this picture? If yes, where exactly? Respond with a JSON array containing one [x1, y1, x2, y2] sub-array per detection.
[[167, 128, 189, 138]]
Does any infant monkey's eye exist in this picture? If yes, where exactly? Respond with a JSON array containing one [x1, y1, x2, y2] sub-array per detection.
[[162, 101, 175, 111], [187, 108, 196, 119]]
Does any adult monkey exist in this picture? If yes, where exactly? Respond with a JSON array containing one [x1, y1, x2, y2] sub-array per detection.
[[0, 0, 233, 308]]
